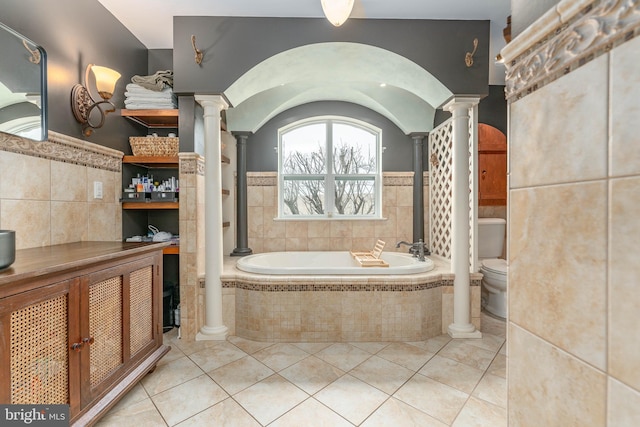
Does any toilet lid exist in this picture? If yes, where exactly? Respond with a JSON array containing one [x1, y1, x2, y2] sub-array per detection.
[[481, 258, 508, 274]]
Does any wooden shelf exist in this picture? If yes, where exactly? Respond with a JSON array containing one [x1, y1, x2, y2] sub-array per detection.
[[120, 109, 178, 128], [123, 155, 178, 168], [122, 202, 179, 210], [120, 108, 227, 131], [163, 246, 179, 255], [123, 155, 229, 166]]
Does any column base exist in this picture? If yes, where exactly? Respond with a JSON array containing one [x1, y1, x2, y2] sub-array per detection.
[[196, 325, 228, 341], [230, 247, 253, 257], [447, 323, 483, 339]]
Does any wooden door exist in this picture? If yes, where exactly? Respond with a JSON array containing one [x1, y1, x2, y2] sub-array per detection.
[[478, 124, 507, 206]]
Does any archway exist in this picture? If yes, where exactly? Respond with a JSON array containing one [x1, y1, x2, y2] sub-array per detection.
[[224, 42, 453, 134]]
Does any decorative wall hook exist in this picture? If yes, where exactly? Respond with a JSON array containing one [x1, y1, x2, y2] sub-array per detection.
[[22, 39, 41, 64], [430, 153, 440, 169], [191, 35, 203, 65], [465, 38, 479, 67]]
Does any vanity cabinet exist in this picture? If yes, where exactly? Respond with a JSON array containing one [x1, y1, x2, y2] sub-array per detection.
[[478, 123, 507, 206], [0, 242, 169, 426]]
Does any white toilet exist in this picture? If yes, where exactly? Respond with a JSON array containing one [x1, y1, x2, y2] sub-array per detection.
[[478, 218, 508, 319]]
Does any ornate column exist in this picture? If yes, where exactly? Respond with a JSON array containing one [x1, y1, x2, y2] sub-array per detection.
[[410, 133, 427, 243], [442, 96, 482, 339], [194, 94, 228, 340], [231, 132, 252, 256]]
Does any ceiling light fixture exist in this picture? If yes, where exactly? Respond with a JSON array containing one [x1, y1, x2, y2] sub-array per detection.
[[71, 64, 121, 136], [321, 0, 354, 27]]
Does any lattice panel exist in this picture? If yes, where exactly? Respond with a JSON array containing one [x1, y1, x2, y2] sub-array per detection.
[[129, 266, 153, 355], [89, 276, 123, 387], [429, 119, 453, 259], [10, 295, 69, 404]]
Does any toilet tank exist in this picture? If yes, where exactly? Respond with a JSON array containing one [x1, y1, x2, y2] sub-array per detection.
[[478, 218, 506, 259]]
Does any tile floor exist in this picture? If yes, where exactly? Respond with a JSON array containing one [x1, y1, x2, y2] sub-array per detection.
[[96, 313, 506, 426]]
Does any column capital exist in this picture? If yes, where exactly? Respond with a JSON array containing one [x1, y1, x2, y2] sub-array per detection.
[[195, 94, 230, 112], [232, 131, 253, 140], [441, 96, 481, 112], [409, 132, 428, 141]]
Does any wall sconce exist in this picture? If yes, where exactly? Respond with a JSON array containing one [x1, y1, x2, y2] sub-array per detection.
[[321, 0, 354, 27], [71, 64, 121, 136]]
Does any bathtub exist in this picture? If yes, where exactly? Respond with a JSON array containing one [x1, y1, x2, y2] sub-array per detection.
[[236, 251, 434, 275]]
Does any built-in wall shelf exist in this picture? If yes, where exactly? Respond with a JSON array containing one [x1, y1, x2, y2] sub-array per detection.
[[122, 202, 179, 210], [120, 108, 228, 131], [163, 246, 179, 255], [120, 109, 179, 128], [123, 155, 229, 166], [123, 155, 179, 168]]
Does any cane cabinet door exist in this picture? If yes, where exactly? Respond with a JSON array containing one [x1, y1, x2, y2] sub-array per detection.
[[0, 279, 82, 414], [81, 257, 159, 407]]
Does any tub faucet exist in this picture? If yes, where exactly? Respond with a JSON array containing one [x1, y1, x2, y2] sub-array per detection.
[[395, 239, 429, 262]]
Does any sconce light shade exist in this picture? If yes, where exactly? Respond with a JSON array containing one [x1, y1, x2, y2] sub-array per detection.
[[321, 0, 354, 27], [91, 66, 121, 100], [71, 64, 121, 136]]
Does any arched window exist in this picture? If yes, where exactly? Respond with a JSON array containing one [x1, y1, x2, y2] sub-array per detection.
[[278, 116, 382, 219]]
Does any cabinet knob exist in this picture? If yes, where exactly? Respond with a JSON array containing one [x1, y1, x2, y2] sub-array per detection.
[[71, 342, 84, 352], [83, 337, 95, 345], [482, 170, 487, 179]]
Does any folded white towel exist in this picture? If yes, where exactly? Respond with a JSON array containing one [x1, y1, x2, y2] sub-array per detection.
[[124, 96, 178, 104], [124, 102, 177, 110], [125, 93, 175, 101], [125, 83, 174, 95]]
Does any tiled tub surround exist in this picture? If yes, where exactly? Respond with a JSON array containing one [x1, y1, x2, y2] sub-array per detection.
[[0, 131, 123, 249], [213, 256, 482, 342], [504, 0, 640, 425], [246, 171, 429, 253], [178, 153, 207, 342]]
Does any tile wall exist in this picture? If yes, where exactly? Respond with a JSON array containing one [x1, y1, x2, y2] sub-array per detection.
[[178, 153, 204, 341], [245, 171, 429, 253], [0, 131, 122, 249], [505, 1, 640, 424]]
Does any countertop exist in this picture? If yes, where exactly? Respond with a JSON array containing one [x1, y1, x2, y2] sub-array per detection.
[[0, 241, 169, 288]]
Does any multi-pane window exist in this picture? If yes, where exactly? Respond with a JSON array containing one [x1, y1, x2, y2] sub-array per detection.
[[278, 117, 381, 219]]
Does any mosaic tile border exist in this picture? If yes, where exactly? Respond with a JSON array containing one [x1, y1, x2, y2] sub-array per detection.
[[247, 172, 277, 186], [0, 130, 123, 171], [179, 154, 205, 175], [218, 278, 479, 292], [504, 0, 640, 103]]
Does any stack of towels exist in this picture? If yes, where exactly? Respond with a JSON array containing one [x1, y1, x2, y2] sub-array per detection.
[[124, 70, 177, 110]]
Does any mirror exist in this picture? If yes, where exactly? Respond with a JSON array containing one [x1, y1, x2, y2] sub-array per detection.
[[0, 21, 47, 141]]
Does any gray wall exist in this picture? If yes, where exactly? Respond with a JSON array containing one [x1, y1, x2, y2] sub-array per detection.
[[148, 49, 173, 75], [172, 17, 490, 98], [478, 85, 507, 134], [1, 0, 149, 152]]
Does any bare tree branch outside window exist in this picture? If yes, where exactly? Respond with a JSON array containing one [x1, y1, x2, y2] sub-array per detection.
[[281, 120, 379, 217]]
